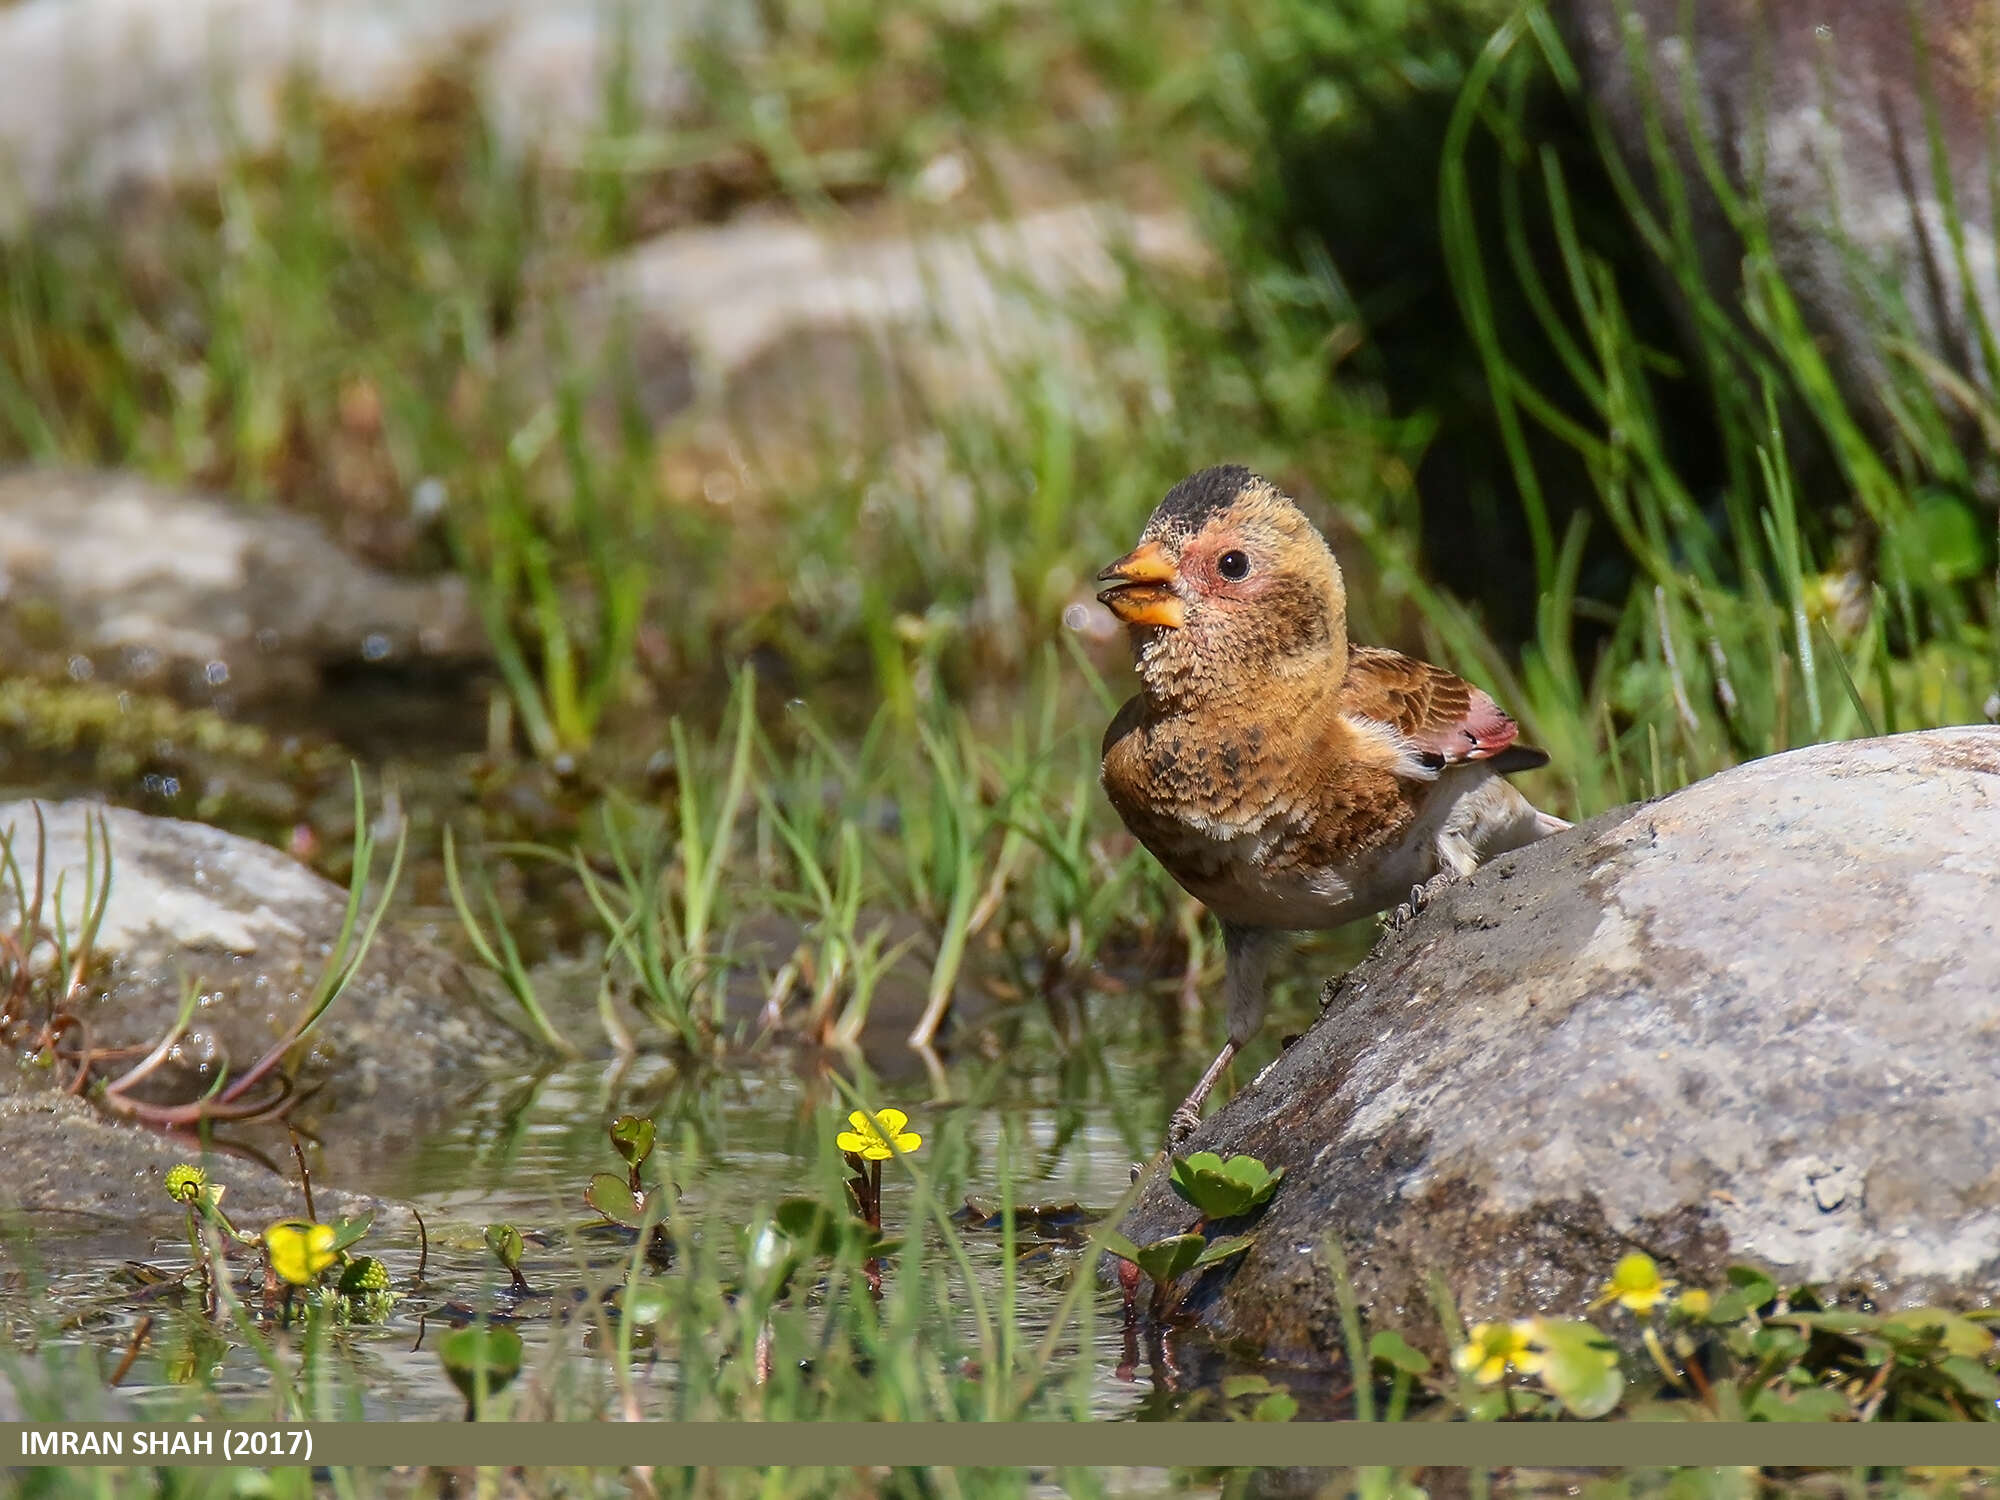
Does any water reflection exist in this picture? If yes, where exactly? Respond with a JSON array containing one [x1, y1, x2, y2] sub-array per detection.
[[6, 938, 1351, 1422]]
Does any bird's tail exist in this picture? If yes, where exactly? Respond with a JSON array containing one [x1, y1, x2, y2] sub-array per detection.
[[1475, 782, 1573, 862]]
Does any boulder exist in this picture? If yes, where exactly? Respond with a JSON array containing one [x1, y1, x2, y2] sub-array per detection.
[[0, 1087, 381, 1230], [1114, 726, 2000, 1365], [0, 0, 745, 218], [539, 201, 1210, 445], [1555, 0, 2000, 436], [0, 469, 486, 710], [0, 799, 520, 1117]]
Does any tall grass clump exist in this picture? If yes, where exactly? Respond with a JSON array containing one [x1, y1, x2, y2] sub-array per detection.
[[1424, 4, 1997, 811], [448, 655, 1197, 1059]]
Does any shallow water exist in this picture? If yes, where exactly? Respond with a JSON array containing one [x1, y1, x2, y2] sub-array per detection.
[[5, 939, 1349, 1424]]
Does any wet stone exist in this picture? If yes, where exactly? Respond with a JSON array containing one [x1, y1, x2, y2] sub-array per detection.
[[1114, 726, 2000, 1366], [0, 799, 522, 1120], [0, 469, 487, 710], [0, 1087, 383, 1231]]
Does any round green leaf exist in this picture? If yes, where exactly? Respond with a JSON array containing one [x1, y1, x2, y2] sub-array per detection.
[[1135, 1233, 1208, 1284], [1169, 1152, 1285, 1219], [328, 1211, 376, 1254], [1369, 1329, 1431, 1376], [1883, 1307, 1994, 1358], [1529, 1318, 1624, 1420], [1746, 1384, 1851, 1422], [438, 1325, 524, 1409], [1251, 1390, 1299, 1421], [586, 1172, 648, 1228], [1191, 1233, 1255, 1270], [484, 1223, 524, 1272], [619, 1280, 673, 1328], [610, 1114, 657, 1170]]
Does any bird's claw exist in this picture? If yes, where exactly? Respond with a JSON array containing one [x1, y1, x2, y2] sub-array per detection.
[[1388, 873, 1455, 932], [1386, 885, 1425, 932], [1134, 1116, 1193, 1178]]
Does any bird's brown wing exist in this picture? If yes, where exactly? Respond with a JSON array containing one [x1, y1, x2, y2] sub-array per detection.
[[1341, 646, 1548, 775]]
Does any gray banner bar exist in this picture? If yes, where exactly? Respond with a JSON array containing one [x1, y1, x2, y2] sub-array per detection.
[[7, 1423, 2000, 1468]]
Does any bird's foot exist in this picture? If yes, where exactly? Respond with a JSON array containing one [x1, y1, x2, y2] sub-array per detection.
[[1388, 872, 1458, 932], [1157, 1038, 1236, 1157]]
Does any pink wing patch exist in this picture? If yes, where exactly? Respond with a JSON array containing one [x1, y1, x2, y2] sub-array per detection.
[[1407, 686, 1521, 769]]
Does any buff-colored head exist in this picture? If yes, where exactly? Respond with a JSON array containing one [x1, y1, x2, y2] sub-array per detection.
[[1096, 465, 1348, 709]]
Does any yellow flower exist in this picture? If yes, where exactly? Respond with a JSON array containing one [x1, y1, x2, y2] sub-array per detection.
[[1674, 1288, 1712, 1320], [264, 1220, 339, 1287], [1452, 1320, 1542, 1385], [1594, 1251, 1676, 1313], [836, 1108, 922, 1161]]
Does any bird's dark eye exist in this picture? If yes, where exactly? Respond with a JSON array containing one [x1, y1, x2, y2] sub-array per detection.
[[1217, 549, 1251, 581]]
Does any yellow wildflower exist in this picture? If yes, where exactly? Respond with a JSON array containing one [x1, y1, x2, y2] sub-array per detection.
[[1452, 1320, 1542, 1385], [1595, 1251, 1676, 1313], [264, 1220, 339, 1287], [1675, 1288, 1712, 1320], [835, 1108, 923, 1161]]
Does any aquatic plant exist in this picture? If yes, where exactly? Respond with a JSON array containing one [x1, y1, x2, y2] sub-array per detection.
[[1167, 1151, 1286, 1221], [483, 1223, 535, 1296], [834, 1104, 924, 1257], [262, 1220, 339, 1288], [4, 0, 1999, 1458], [1595, 1249, 1677, 1314], [438, 1324, 525, 1422], [835, 1105, 923, 1160], [92, 767, 407, 1130], [1424, 1252, 2000, 1422], [159, 1158, 391, 1329], [1100, 1227, 1254, 1316], [582, 1113, 673, 1269], [1454, 1319, 1541, 1386]]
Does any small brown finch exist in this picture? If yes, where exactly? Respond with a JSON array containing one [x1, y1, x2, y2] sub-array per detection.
[[1098, 466, 1569, 1142]]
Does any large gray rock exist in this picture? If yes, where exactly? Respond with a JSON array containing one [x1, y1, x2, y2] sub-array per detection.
[[1556, 0, 2000, 435], [0, 0, 746, 218], [1116, 726, 2000, 1365], [0, 1088, 381, 1229], [540, 201, 1210, 443], [0, 799, 520, 1115], [0, 469, 486, 709]]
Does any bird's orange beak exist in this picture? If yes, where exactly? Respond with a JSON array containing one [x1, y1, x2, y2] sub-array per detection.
[[1096, 540, 1185, 628]]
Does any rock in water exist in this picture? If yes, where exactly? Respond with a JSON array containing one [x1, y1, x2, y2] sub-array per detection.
[[0, 799, 520, 1116], [0, 1087, 384, 1228], [0, 469, 486, 709], [1116, 727, 2000, 1364]]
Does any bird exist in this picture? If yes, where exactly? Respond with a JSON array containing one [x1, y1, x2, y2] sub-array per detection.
[[1096, 464, 1570, 1144]]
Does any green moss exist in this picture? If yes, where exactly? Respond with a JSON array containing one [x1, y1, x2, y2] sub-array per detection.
[[0, 678, 335, 831]]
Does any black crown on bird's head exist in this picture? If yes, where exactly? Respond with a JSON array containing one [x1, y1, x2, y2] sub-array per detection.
[[1146, 464, 1261, 543]]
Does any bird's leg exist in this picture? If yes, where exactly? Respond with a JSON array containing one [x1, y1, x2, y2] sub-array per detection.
[[1166, 1040, 1238, 1146], [1166, 923, 1276, 1146]]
